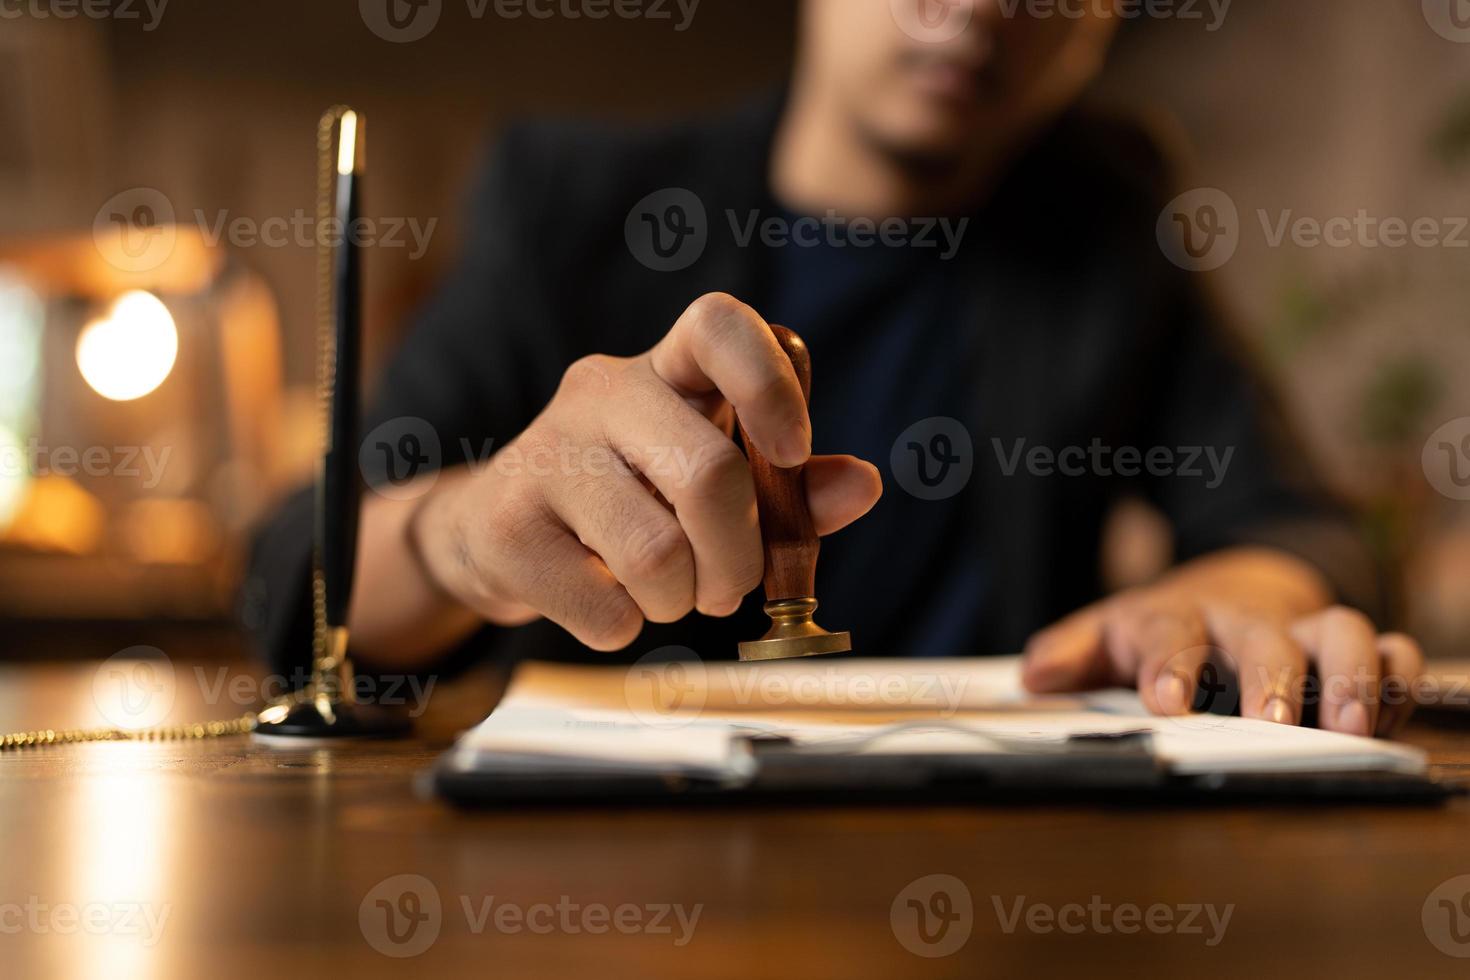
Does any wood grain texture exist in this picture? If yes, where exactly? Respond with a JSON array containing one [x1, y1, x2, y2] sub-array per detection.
[[737, 325, 817, 601]]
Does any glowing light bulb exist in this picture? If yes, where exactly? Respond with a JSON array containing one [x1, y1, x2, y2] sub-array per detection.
[[76, 291, 178, 401]]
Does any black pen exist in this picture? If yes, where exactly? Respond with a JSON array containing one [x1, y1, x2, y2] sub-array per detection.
[[319, 108, 363, 637], [252, 108, 408, 739]]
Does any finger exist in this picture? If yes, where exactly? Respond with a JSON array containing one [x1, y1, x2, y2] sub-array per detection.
[[709, 400, 735, 438], [540, 468, 695, 625], [1291, 606, 1380, 737], [1130, 604, 1211, 716], [804, 455, 883, 536], [1376, 633, 1425, 737], [488, 504, 645, 652], [599, 374, 763, 616], [1022, 606, 1110, 694], [1208, 608, 1306, 725], [650, 293, 811, 467]]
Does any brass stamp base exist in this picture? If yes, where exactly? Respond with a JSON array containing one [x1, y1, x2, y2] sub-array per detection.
[[738, 597, 852, 662]]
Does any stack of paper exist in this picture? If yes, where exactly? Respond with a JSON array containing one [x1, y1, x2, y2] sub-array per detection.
[[444, 656, 1426, 784]]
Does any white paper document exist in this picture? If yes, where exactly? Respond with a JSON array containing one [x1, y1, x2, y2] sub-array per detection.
[[448, 656, 1426, 783]]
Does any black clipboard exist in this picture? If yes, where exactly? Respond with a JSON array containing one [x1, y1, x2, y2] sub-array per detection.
[[427, 729, 1456, 807]]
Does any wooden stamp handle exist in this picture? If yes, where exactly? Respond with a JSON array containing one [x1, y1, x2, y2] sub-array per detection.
[[737, 325, 818, 602]]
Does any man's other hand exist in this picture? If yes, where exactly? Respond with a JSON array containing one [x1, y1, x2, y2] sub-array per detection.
[[1021, 549, 1425, 738]]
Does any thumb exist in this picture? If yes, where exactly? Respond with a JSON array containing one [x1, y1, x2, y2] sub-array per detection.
[[804, 455, 882, 536]]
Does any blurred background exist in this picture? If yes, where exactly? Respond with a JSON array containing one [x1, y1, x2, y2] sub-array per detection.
[[0, 0, 1467, 661]]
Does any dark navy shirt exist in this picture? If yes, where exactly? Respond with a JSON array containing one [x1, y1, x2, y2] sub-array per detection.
[[764, 212, 989, 657]]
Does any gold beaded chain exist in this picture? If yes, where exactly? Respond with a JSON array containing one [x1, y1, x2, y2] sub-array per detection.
[[0, 715, 259, 752], [1, 111, 350, 754]]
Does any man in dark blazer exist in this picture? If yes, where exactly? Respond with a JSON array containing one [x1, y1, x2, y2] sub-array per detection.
[[245, 0, 1422, 735]]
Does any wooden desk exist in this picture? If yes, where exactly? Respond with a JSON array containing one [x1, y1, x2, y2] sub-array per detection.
[[4, 652, 1470, 979]]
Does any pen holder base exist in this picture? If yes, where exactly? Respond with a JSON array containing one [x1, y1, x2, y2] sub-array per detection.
[[252, 693, 411, 741]]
